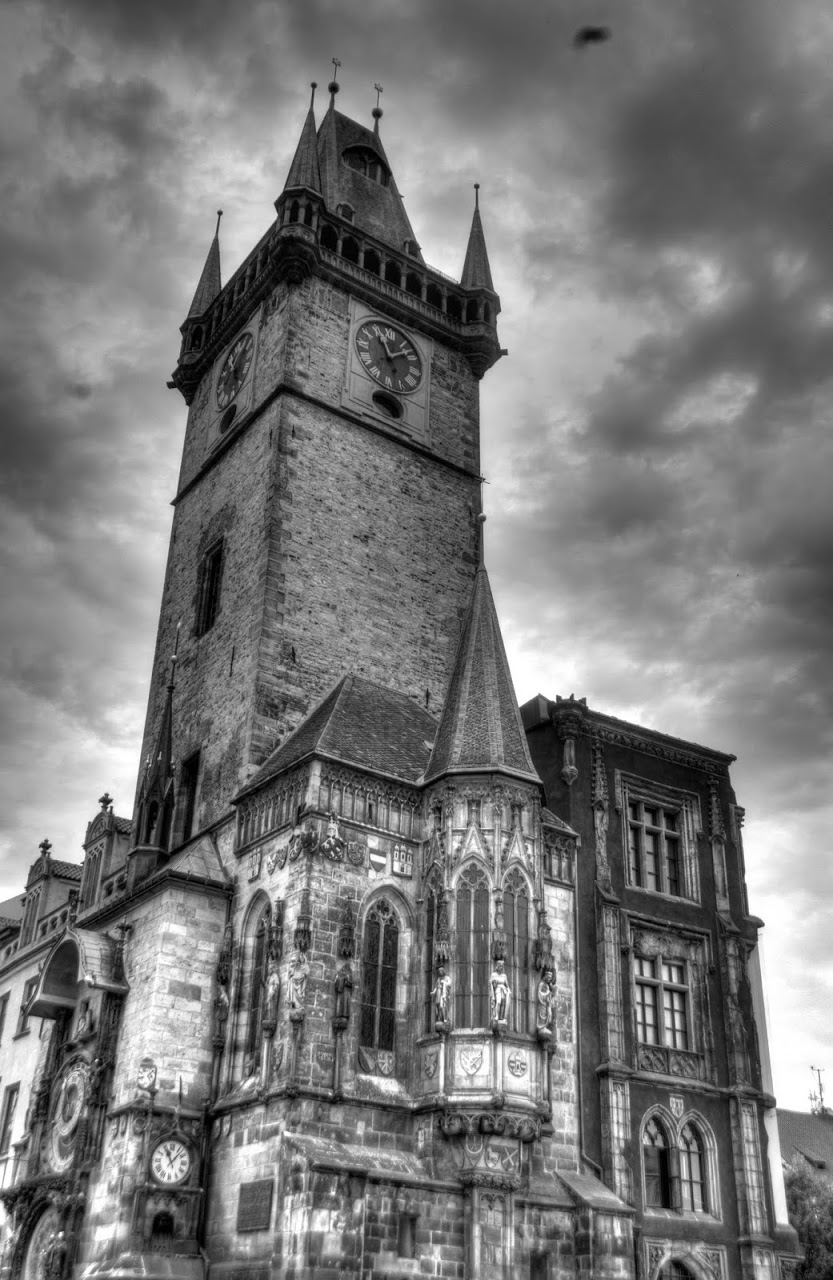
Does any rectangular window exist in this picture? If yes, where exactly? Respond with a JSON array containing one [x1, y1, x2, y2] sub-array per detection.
[[15, 978, 37, 1037], [179, 752, 200, 843], [196, 539, 224, 635], [628, 801, 683, 897], [634, 954, 689, 1049], [0, 994, 8, 1044], [0, 1084, 19, 1155]]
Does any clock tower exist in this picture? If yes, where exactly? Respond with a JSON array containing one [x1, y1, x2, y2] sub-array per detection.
[[141, 77, 502, 841]]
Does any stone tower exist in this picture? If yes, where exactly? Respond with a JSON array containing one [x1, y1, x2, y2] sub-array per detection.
[[136, 78, 502, 844]]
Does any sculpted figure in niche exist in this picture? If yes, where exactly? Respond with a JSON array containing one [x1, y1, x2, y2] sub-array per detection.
[[537, 969, 555, 1034], [334, 962, 353, 1020], [288, 950, 309, 1011], [490, 960, 511, 1025], [264, 957, 281, 1026], [431, 966, 452, 1026]]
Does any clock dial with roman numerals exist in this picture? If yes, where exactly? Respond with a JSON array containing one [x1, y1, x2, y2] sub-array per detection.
[[150, 1137, 192, 1185], [355, 321, 423, 394], [216, 332, 254, 409]]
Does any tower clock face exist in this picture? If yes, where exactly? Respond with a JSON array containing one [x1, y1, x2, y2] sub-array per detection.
[[150, 1137, 192, 1185], [216, 332, 254, 409], [355, 321, 423, 394]]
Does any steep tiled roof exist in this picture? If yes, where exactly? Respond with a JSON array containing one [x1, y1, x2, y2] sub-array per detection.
[[0, 894, 24, 921], [284, 95, 322, 193], [238, 675, 437, 798], [114, 816, 132, 835], [461, 200, 494, 291], [50, 861, 83, 881], [186, 222, 222, 319], [778, 1109, 833, 1170], [317, 105, 420, 254], [425, 564, 540, 784]]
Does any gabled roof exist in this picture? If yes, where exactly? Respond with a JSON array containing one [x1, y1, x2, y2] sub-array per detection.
[[114, 816, 132, 835], [461, 199, 494, 291], [167, 833, 231, 885], [238, 674, 438, 798], [50, 860, 83, 881], [316, 104, 421, 255], [425, 563, 540, 785], [778, 1109, 833, 1171]]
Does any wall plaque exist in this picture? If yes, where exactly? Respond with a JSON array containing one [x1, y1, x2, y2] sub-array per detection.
[[237, 1179, 274, 1232], [315, 1044, 335, 1073]]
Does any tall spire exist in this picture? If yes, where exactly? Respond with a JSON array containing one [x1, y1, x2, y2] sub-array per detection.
[[461, 184, 494, 292], [283, 83, 322, 194], [186, 211, 222, 319], [424, 522, 539, 784]]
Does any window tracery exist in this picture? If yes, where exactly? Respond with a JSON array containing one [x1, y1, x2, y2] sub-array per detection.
[[502, 869, 530, 1033], [359, 900, 399, 1073], [454, 864, 490, 1028]]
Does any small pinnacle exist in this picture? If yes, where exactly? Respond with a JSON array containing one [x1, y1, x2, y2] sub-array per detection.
[[310, 81, 317, 108], [474, 183, 480, 210], [477, 512, 486, 565], [215, 210, 223, 237]]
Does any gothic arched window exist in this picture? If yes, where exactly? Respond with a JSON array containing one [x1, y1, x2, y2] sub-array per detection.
[[423, 881, 441, 1033], [644, 1116, 672, 1208], [241, 900, 271, 1076], [359, 901, 399, 1055], [659, 1264, 696, 1280], [455, 865, 490, 1028], [503, 871, 530, 1033], [679, 1122, 707, 1212]]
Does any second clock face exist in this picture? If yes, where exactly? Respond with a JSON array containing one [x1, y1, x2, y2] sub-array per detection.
[[216, 332, 254, 409], [151, 1137, 192, 1185], [355, 321, 422, 394]]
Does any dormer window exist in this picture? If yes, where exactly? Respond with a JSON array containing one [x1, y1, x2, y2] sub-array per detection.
[[337, 203, 355, 222], [342, 147, 390, 187], [404, 239, 419, 257]]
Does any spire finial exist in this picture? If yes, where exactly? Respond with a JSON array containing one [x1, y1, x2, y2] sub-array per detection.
[[215, 209, 223, 238], [474, 182, 480, 210], [372, 82, 384, 132], [328, 57, 341, 103], [39, 838, 52, 858], [477, 512, 486, 567], [310, 81, 317, 108]]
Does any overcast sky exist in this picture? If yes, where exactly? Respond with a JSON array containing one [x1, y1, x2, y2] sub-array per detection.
[[1, 0, 831, 1112]]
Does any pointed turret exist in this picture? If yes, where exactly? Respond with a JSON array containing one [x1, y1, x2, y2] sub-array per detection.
[[461, 184, 494, 291], [282, 83, 322, 195], [186, 211, 222, 319], [425, 517, 539, 784]]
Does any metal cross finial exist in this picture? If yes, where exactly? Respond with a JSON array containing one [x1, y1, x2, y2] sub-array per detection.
[[332, 57, 341, 77], [99, 793, 113, 811], [374, 83, 383, 108]]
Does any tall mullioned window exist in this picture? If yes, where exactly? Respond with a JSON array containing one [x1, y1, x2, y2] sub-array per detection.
[[634, 955, 689, 1050], [360, 901, 399, 1055], [643, 1116, 672, 1208], [679, 1122, 707, 1212], [455, 865, 490, 1028], [423, 885, 440, 1033], [628, 801, 681, 896], [503, 871, 530, 1033], [244, 907, 270, 1069]]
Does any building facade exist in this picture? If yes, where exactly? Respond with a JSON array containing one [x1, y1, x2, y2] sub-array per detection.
[[0, 81, 799, 1280]]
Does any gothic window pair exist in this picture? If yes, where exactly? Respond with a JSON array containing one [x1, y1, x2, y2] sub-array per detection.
[[643, 1114, 713, 1215]]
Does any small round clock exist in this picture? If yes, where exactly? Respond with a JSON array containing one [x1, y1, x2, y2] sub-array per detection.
[[216, 332, 254, 409], [355, 321, 422, 394], [150, 1137, 193, 1186]]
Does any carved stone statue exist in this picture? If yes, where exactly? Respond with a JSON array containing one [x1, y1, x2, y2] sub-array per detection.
[[490, 960, 510, 1025], [263, 957, 281, 1027], [431, 966, 452, 1026], [288, 950, 308, 1011], [334, 962, 353, 1020], [536, 970, 555, 1035]]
